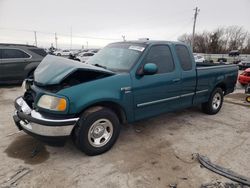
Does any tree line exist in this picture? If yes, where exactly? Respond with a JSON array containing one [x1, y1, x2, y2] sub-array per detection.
[[178, 26, 250, 54]]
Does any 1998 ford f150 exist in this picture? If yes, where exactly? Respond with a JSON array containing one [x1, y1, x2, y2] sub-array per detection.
[[13, 40, 238, 155]]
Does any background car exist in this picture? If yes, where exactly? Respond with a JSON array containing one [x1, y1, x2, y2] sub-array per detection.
[[0, 43, 47, 84], [194, 54, 205, 63], [75, 52, 95, 62], [53, 49, 72, 56], [229, 50, 240, 56], [238, 57, 250, 70], [238, 68, 250, 86], [89, 49, 100, 53]]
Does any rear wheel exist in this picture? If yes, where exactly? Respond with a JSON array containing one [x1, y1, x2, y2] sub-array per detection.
[[202, 88, 224, 115], [74, 107, 120, 156]]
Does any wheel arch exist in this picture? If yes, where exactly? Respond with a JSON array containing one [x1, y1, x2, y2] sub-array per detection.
[[78, 101, 127, 124], [215, 82, 227, 95]]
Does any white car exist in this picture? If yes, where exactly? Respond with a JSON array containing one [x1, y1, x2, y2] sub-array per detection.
[[54, 49, 72, 56], [194, 55, 205, 63], [75, 52, 95, 62]]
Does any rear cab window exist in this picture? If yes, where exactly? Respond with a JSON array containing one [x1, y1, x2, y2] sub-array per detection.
[[144, 45, 175, 74], [175, 45, 193, 71]]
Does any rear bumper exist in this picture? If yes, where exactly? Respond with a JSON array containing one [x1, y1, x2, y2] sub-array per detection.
[[13, 97, 79, 146]]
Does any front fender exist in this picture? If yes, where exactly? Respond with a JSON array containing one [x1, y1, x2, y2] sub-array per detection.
[[58, 74, 134, 122]]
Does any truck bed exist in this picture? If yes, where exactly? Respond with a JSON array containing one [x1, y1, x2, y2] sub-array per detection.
[[193, 63, 238, 105]]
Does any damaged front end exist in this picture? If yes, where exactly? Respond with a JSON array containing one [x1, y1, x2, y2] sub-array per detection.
[[13, 55, 115, 145], [34, 55, 115, 89]]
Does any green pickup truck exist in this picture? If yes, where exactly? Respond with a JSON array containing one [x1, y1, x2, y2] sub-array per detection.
[[13, 40, 238, 155]]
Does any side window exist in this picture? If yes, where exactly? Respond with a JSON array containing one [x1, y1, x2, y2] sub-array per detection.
[[29, 48, 47, 57], [175, 45, 193, 71], [2, 49, 30, 59], [145, 45, 175, 74]]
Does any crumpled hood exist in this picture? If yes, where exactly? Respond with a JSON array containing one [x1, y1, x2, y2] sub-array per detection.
[[34, 55, 114, 85]]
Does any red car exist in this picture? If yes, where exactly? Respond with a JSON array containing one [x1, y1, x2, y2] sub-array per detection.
[[238, 68, 250, 85]]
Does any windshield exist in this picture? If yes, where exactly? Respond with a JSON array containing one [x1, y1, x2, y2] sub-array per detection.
[[86, 43, 146, 72]]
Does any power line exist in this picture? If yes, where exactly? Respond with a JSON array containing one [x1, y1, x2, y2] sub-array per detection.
[[0, 27, 121, 41], [168, 19, 193, 40]]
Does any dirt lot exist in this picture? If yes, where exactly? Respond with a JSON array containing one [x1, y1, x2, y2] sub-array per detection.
[[0, 85, 249, 188]]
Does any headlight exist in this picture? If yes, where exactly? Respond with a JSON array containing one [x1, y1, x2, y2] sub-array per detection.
[[37, 95, 67, 111]]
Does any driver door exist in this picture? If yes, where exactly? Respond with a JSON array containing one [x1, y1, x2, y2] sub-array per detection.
[[131, 45, 182, 121]]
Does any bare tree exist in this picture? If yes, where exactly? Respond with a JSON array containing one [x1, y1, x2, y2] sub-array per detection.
[[224, 26, 248, 51], [178, 26, 249, 54], [178, 34, 192, 46], [194, 32, 210, 53], [243, 34, 250, 54]]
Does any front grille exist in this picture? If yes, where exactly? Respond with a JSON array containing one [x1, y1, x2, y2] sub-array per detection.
[[23, 89, 36, 108]]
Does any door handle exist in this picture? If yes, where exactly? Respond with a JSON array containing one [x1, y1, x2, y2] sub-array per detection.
[[172, 78, 181, 82]]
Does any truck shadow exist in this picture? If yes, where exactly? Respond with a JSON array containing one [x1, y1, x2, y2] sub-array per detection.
[[4, 135, 49, 165], [4, 106, 202, 161], [0, 83, 21, 88]]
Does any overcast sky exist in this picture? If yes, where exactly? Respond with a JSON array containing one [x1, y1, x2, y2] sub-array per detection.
[[0, 0, 249, 48]]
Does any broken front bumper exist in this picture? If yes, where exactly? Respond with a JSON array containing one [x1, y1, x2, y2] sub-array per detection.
[[13, 97, 79, 146]]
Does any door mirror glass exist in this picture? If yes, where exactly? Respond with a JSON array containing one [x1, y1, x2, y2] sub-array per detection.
[[143, 63, 158, 75]]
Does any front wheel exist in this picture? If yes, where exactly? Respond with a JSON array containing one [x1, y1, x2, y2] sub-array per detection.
[[74, 107, 120, 156], [202, 88, 224, 115]]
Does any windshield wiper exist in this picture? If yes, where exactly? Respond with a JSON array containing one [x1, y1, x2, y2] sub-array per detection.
[[93, 64, 107, 69]]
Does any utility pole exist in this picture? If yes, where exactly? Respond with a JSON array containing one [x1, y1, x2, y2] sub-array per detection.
[[55, 32, 58, 49], [86, 41, 88, 49], [70, 27, 72, 50], [192, 7, 200, 51], [34, 31, 37, 46], [122, 35, 126, 41]]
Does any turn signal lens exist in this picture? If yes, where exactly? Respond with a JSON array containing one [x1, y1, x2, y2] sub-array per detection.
[[57, 98, 67, 111], [37, 95, 67, 111]]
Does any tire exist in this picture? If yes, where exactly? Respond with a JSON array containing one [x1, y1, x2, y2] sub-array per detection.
[[246, 96, 250, 103], [74, 106, 120, 156], [57, 53, 61, 56], [202, 88, 224, 115]]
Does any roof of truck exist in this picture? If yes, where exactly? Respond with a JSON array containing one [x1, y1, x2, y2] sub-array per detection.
[[113, 40, 186, 45]]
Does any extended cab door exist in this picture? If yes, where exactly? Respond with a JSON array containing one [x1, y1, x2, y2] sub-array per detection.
[[174, 45, 197, 108], [131, 44, 182, 121]]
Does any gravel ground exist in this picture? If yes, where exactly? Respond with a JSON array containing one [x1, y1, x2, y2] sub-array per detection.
[[0, 85, 249, 188]]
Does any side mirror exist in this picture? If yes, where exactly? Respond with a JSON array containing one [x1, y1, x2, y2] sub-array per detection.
[[143, 63, 158, 75]]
